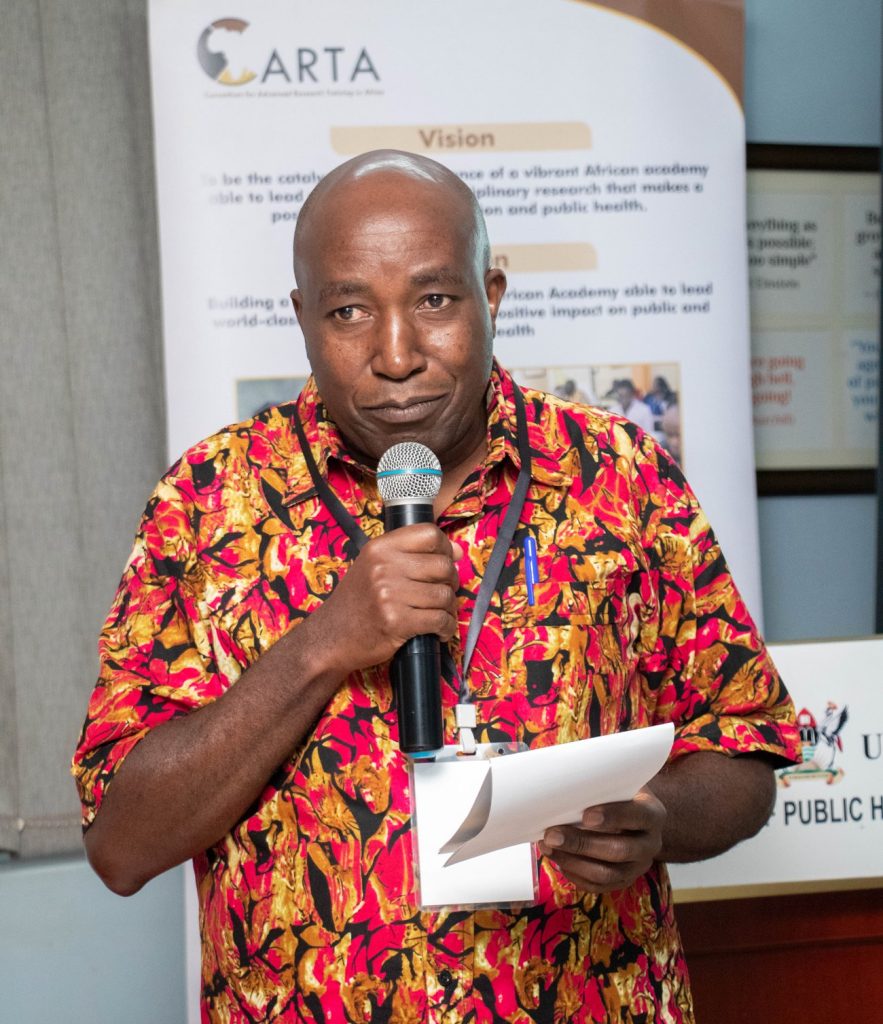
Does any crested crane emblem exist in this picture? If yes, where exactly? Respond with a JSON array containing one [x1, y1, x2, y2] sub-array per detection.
[[778, 702, 849, 787]]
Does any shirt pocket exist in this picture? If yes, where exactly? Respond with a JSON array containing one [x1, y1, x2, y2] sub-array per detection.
[[497, 552, 639, 740], [501, 550, 634, 629]]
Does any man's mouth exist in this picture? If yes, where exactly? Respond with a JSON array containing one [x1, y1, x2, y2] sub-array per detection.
[[366, 394, 446, 423]]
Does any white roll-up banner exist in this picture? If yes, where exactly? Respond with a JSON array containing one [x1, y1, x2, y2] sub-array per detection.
[[148, 0, 763, 616], [146, 6, 840, 1008]]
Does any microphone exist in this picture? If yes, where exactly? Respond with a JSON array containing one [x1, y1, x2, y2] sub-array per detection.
[[376, 442, 444, 757]]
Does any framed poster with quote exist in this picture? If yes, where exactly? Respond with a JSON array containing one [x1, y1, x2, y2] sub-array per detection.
[[747, 144, 880, 495]]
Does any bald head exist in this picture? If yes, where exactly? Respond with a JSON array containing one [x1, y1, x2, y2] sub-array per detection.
[[293, 150, 490, 284], [287, 148, 507, 473]]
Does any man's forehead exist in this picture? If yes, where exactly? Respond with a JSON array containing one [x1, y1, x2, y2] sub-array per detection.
[[294, 153, 488, 286], [313, 172, 468, 230], [298, 189, 479, 291], [316, 265, 467, 302]]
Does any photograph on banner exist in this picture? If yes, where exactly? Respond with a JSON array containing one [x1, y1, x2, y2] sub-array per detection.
[[149, 0, 763, 615], [237, 376, 307, 419], [748, 167, 881, 472], [512, 362, 682, 466]]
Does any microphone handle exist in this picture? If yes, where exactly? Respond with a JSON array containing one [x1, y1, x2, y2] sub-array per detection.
[[385, 500, 444, 754]]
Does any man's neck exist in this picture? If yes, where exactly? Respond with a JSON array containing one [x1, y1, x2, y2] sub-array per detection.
[[434, 432, 488, 516]]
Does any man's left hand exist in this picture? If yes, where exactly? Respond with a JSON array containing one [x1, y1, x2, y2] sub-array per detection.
[[538, 788, 666, 893]]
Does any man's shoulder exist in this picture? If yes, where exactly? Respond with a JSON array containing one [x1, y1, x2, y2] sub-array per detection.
[[516, 377, 646, 448], [162, 402, 300, 489], [504, 372, 689, 510], [143, 400, 307, 541], [129, 402, 306, 567]]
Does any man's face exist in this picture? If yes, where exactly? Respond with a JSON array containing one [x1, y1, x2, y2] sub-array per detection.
[[662, 405, 681, 460], [292, 174, 506, 470], [615, 384, 635, 409]]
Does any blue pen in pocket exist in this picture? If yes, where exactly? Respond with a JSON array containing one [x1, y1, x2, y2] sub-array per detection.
[[523, 534, 539, 606]]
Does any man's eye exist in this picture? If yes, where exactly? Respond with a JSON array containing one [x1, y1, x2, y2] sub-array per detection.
[[423, 294, 450, 309], [332, 306, 363, 321]]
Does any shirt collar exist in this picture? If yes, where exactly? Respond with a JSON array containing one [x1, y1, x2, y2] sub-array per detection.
[[485, 360, 577, 488], [278, 361, 578, 508], [276, 377, 367, 507]]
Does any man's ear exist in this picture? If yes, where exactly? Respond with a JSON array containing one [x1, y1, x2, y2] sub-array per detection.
[[292, 286, 309, 329], [484, 267, 507, 325]]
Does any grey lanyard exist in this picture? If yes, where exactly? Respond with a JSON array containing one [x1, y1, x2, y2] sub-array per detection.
[[292, 384, 533, 704]]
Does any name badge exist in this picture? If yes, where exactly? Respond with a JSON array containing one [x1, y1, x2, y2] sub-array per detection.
[[409, 743, 538, 910]]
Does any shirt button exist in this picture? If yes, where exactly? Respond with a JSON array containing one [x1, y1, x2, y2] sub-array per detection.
[[438, 969, 453, 987]]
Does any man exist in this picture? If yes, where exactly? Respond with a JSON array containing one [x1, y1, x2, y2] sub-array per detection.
[[661, 401, 683, 464], [608, 378, 657, 435], [555, 377, 592, 405], [74, 151, 799, 1023]]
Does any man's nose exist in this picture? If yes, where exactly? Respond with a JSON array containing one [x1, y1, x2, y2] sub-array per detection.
[[370, 312, 427, 379]]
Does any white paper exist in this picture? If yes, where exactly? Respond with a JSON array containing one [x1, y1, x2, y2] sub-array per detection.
[[411, 756, 536, 907], [441, 724, 674, 866]]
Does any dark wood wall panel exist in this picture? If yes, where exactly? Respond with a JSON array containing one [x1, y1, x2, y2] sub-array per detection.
[[677, 889, 883, 1023]]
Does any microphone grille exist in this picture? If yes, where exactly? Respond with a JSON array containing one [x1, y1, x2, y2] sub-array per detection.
[[377, 442, 442, 502]]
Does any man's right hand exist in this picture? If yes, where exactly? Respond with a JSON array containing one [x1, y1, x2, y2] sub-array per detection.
[[311, 523, 463, 675]]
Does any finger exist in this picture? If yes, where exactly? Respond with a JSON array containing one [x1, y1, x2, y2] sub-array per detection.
[[361, 549, 458, 594], [579, 790, 666, 833], [540, 826, 657, 866], [368, 581, 458, 636], [379, 585, 463, 630], [418, 608, 458, 642], [384, 579, 458, 614], [545, 850, 653, 894], [373, 545, 459, 586], [404, 553, 461, 585], [382, 523, 455, 555], [383, 608, 458, 642]]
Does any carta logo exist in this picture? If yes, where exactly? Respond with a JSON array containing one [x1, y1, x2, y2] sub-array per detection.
[[196, 18, 380, 87], [197, 18, 257, 86]]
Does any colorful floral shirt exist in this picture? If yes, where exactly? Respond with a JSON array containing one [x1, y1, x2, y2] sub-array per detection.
[[73, 363, 800, 1023]]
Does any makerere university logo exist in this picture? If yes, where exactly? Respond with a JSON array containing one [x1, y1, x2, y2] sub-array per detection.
[[196, 18, 256, 86], [779, 701, 849, 786]]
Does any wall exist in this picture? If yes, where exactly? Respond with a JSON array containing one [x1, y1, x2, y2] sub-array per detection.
[[0, 3, 879, 1023], [745, 0, 881, 643], [683, 6, 882, 1019], [0, 0, 167, 859], [745, 0, 881, 146], [759, 495, 878, 641], [0, 856, 187, 1022], [0, 1, 181, 1019]]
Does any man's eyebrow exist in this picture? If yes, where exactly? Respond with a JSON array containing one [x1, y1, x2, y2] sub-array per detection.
[[317, 281, 369, 303], [317, 268, 466, 302], [410, 267, 466, 288]]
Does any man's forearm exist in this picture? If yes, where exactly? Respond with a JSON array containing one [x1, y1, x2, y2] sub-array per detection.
[[648, 750, 776, 863], [84, 524, 464, 897], [84, 611, 344, 896]]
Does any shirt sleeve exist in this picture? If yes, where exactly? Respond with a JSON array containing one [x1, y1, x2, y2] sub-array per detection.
[[71, 480, 230, 828], [632, 434, 801, 768]]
